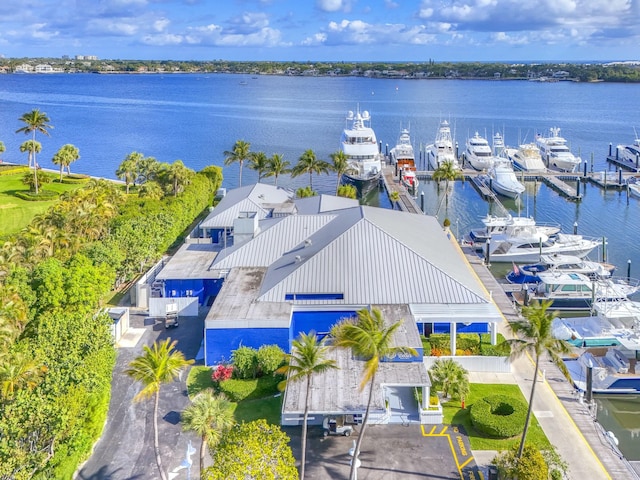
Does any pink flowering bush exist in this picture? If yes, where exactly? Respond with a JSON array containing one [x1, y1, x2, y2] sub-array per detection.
[[212, 364, 234, 383]]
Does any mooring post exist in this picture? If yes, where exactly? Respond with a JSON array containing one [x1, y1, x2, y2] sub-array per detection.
[[628, 259, 632, 281], [576, 179, 581, 198], [609, 143, 612, 157], [573, 222, 578, 235], [420, 191, 425, 213]]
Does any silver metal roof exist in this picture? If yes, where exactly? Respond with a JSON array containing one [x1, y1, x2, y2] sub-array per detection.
[[156, 242, 220, 280]]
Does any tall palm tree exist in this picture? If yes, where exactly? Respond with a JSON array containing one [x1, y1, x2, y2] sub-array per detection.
[[249, 151, 269, 182], [181, 389, 235, 475], [166, 159, 194, 196], [125, 338, 194, 480], [432, 160, 463, 204], [16, 109, 53, 195], [19, 139, 41, 169], [291, 149, 330, 191], [265, 153, 291, 186], [224, 140, 251, 187], [329, 150, 355, 195], [276, 332, 337, 480], [330, 308, 417, 480], [506, 299, 571, 459], [0, 141, 5, 159], [51, 144, 80, 181], [116, 154, 139, 194]]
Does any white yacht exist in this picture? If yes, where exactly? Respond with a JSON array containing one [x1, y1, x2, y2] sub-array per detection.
[[390, 128, 418, 192], [535, 127, 581, 172], [505, 143, 546, 173], [487, 158, 525, 199], [615, 132, 640, 166], [427, 120, 460, 170], [466, 214, 560, 250], [340, 108, 383, 196], [464, 132, 494, 171], [484, 230, 602, 263], [506, 253, 614, 284], [492, 132, 506, 158]]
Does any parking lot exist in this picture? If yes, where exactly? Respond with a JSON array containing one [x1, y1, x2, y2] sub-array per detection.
[[286, 423, 482, 480]]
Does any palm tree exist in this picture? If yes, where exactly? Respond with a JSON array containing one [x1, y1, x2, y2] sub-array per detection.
[[181, 389, 235, 475], [265, 153, 291, 186], [16, 109, 53, 195], [51, 144, 80, 181], [330, 308, 417, 480], [249, 151, 269, 182], [0, 141, 5, 159], [0, 351, 47, 401], [291, 149, 330, 191], [428, 358, 470, 407], [329, 150, 355, 195], [432, 160, 463, 205], [224, 140, 251, 187], [166, 159, 194, 196], [116, 154, 139, 194], [20, 140, 41, 171], [276, 332, 337, 479], [506, 299, 571, 459], [125, 338, 194, 480]]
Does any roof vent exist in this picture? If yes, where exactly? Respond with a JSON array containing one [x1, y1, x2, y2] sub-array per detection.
[[295, 255, 302, 263], [304, 238, 312, 247]]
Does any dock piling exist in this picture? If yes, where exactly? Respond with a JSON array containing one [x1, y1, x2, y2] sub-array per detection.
[[420, 192, 424, 212], [573, 222, 578, 235], [628, 260, 632, 282]]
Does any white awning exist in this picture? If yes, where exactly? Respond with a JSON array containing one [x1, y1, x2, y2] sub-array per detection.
[[410, 303, 503, 324]]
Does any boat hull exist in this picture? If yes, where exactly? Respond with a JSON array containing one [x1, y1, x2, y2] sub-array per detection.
[[342, 172, 381, 196]]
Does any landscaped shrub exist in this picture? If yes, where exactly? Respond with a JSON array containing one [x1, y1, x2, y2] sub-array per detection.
[[212, 364, 234, 383], [256, 344, 285, 375], [14, 189, 59, 201], [470, 394, 527, 438], [494, 444, 549, 480], [0, 165, 29, 176], [60, 174, 90, 184], [457, 334, 480, 354], [231, 346, 259, 379]]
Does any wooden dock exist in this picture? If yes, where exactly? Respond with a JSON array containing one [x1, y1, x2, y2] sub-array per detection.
[[381, 165, 422, 214], [540, 175, 582, 201], [607, 154, 640, 173]]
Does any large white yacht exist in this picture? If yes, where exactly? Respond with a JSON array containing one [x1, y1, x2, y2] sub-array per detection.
[[535, 127, 581, 172], [340, 108, 383, 196], [464, 132, 494, 171], [487, 158, 525, 199], [505, 143, 546, 173], [427, 120, 460, 170]]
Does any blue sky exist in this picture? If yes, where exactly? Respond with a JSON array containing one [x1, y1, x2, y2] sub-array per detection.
[[1, 0, 638, 62]]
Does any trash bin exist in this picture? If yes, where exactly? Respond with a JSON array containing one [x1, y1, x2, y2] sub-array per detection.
[[488, 465, 498, 480]]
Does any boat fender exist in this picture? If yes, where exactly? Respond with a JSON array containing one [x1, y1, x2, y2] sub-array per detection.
[[605, 431, 619, 446]]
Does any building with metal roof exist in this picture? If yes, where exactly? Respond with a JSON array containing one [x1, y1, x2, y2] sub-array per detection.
[[151, 183, 504, 425]]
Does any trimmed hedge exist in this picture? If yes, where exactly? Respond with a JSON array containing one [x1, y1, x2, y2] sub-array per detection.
[[424, 333, 510, 357], [470, 394, 527, 438], [60, 174, 90, 184], [14, 189, 59, 201], [0, 165, 29, 176]]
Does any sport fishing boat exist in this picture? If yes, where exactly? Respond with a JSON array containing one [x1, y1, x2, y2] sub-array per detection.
[[464, 131, 494, 171], [615, 131, 640, 166], [506, 253, 614, 284], [505, 143, 546, 173], [564, 349, 640, 394], [535, 127, 582, 172], [487, 158, 525, 199], [427, 120, 460, 171], [512, 272, 639, 311], [389, 127, 418, 192], [340, 108, 383, 196]]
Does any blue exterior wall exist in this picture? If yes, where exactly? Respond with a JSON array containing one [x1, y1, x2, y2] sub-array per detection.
[[205, 327, 289, 366], [433, 322, 489, 334], [290, 310, 356, 343], [164, 278, 224, 305]]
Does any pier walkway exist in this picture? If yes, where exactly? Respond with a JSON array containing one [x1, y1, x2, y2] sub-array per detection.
[[381, 165, 422, 214], [460, 244, 639, 480]]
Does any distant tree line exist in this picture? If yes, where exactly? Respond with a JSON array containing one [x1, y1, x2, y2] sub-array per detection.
[[2, 58, 640, 82]]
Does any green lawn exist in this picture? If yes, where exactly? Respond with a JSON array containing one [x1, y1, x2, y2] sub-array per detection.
[[443, 383, 551, 451], [186, 366, 283, 425], [0, 171, 84, 238]]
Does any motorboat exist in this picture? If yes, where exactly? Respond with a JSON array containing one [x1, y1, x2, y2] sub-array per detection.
[[553, 299, 640, 347], [427, 120, 460, 171], [505, 143, 546, 173], [487, 158, 525, 199], [340, 108, 383, 196], [464, 132, 494, 171], [506, 253, 615, 284], [615, 132, 640, 166], [390, 128, 418, 192], [512, 271, 639, 311], [564, 350, 640, 394], [466, 214, 560, 250], [535, 127, 581, 172], [627, 178, 640, 198], [484, 231, 602, 263]]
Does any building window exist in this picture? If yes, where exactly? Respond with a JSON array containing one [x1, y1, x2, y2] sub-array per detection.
[[285, 293, 344, 301]]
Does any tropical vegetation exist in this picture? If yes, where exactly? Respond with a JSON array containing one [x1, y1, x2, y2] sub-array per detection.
[[330, 308, 417, 480], [505, 300, 570, 459], [16, 109, 53, 195], [291, 149, 330, 191], [224, 140, 251, 187], [428, 358, 470, 406]]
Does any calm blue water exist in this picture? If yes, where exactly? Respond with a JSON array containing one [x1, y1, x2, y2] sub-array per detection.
[[1, 73, 640, 459]]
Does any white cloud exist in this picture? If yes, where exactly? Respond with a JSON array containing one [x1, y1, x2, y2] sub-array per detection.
[[316, 0, 352, 13], [184, 23, 283, 47], [152, 18, 170, 33], [142, 33, 183, 46]]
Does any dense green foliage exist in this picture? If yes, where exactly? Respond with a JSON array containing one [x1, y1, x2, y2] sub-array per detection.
[[494, 444, 549, 480], [424, 333, 510, 356], [428, 358, 470, 402], [470, 394, 528, 438], [230, 345, 286, 379], [205, 419, 298, 480], [0, 159, 221, 477]]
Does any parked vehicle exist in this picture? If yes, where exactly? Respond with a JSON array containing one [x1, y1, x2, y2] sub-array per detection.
[[322, 416, 353, 437], [165, 303, 179, 329]]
